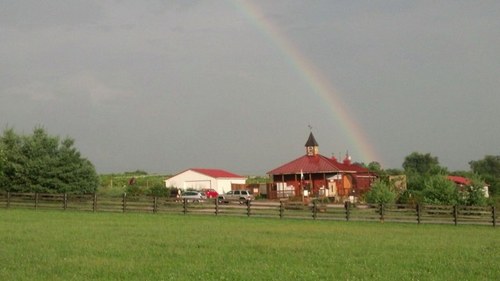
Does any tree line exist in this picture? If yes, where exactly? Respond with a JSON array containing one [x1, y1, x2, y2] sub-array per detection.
[[364, 152, 499, 206], [1, 127, 499, 207]]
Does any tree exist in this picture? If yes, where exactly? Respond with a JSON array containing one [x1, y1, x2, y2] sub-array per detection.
[[0, 141, 5, 183], [421, 175, 459, 205], [385, 168, 403, 175], [469, 155, 500, 196], [403, 152, 446, 175], [403, 152, 447, 191], [1, 128, 28, 191], [367, 161, 382, 172], [367, 161, 385, 179], [0, 127, 99, 193], [364, 179, 397, 204]]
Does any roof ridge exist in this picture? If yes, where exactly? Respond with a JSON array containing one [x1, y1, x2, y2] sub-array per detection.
[[191, 168, 244, 178]]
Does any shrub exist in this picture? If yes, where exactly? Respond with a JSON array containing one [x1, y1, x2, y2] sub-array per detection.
[[146, 184, 170, 197], [459, 175, 488, 206], [126, 184, 143, 196], [365, 180, 396, 204], [396, 189, 423, 206], [422, 175, 459, 205]]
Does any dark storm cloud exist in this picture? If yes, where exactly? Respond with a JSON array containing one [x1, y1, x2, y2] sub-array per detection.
[[1, 1, 499, 174]]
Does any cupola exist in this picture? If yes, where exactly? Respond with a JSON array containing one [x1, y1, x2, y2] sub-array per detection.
[[305, 132, 319, 156]]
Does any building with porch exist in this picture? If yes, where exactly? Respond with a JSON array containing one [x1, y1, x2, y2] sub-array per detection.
[[267, 132, 376, 201]]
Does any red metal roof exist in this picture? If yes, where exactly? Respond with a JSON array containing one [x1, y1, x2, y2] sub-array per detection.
[[190, 168, 245, 179], [267, 154, 370, 175], [447, 175, 471, 185]]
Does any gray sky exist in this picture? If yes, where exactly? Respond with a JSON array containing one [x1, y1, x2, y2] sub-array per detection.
[[1, 1, 499, 175]]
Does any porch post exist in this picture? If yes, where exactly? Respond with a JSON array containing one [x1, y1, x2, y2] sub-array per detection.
[[323, 173, 327, 198], [309, 173, 313, 196], [281, 174, 285, 198]]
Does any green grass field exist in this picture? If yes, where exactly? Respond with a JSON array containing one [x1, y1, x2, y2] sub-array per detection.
[[0, 209, 498, 281]]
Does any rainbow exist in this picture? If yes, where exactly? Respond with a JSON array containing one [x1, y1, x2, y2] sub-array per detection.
[[231, 0, 381, 165]]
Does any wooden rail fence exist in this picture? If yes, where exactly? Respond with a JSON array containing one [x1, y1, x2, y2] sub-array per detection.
[[0, 192, 497, 227]]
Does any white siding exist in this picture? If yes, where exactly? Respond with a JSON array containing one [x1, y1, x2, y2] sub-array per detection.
[[216, 178, 246, 194], [164, 170, 246, 194]]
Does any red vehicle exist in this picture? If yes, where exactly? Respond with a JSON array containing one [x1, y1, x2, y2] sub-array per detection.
[[203, 189, 219, 199]]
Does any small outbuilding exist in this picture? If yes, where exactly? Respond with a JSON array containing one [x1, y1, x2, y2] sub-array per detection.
[[447, 175, 489, 198], [164, 168, 246, 194]]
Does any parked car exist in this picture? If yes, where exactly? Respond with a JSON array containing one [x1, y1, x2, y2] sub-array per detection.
[[218, 190, 254, 204], [181, 191, 206, 202], [202, 189, 219, 199]]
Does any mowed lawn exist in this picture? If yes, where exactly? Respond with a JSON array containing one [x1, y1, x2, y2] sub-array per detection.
[[0, 209, 498, 281]]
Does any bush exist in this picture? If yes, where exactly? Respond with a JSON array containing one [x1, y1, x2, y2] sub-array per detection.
[[365, 180, 396, 204], [146, 184, 170, 197], [396, 189, 423, 206], [422, 175, 459, 205], [126, 184, 143, 196], [459, 175, 488, 206]]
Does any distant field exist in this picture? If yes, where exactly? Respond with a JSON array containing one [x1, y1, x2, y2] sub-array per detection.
[[0, 210, 498, 281], [98, 173, 169, 196]]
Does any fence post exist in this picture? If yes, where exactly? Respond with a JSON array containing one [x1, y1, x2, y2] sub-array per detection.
[[246, 200, 251, 217], [312, 200, 317, 220], [279, 201, 284, 219], [492, 206, 496, 227], [153, 196, 157, 214], [215, 198, 219, 216], [344, 201, 350, 221], [63, 193, 67, 210], [379, 203, 385, 223], [93, 193, 97, 212], [122, 193, 127, 213], [35, 192, 38, 210], [183, 199, 187, 214], [453, 205, 458, 226], [416, 204, 421, 224], [7, 192, 10, 208]]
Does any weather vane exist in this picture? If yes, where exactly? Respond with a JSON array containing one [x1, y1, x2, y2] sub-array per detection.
[[308, 124, 313, 132]]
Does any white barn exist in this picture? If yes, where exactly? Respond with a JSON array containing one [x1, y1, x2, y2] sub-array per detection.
[[164, 168, 246, 194]]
